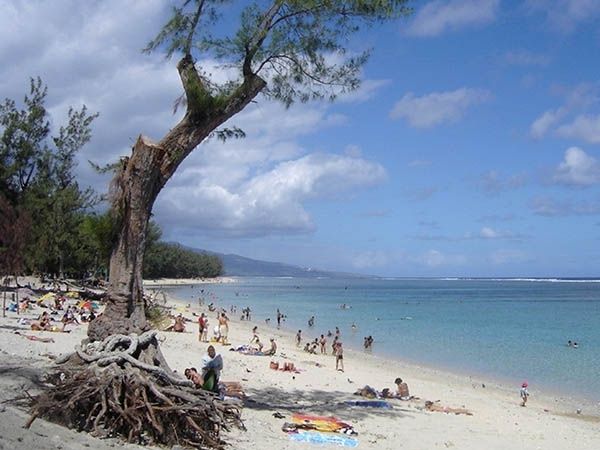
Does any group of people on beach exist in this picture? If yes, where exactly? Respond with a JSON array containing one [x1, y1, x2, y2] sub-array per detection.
[[185, 344, 223, 392], [294, 323, 346, 372], [247, 325, 278, 356]]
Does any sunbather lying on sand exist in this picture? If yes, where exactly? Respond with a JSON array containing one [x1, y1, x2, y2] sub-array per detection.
[[424, 400, 472, 415]]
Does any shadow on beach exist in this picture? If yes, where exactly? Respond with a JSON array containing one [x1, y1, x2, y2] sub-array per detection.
[[243, 386, 416, 421]]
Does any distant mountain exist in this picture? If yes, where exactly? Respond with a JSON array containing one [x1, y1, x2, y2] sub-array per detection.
[[185, 246, 370, 278]]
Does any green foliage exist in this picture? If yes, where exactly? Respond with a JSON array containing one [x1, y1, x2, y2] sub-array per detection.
[[0, 78, 99, 277], [147, 1, 412, 108], [144, 242, 223, 279]]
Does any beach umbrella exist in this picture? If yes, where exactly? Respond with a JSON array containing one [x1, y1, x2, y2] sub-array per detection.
[[37, 293, 56, 305]]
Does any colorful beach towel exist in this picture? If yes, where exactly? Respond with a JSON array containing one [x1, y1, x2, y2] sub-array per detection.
[[345, 400, 391, 409], [289, 431, 358, 447], [291, 413, 356, 434]]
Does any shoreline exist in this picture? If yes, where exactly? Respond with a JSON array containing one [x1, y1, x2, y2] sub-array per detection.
[[168, 293, 599, 421], [142, 276, 236, 287], [162, 283, 600, 418], [0, 281, 599, 449]]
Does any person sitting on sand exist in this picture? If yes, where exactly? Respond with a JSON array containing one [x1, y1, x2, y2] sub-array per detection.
[[174, 314, 186, 332], [425, 400, 472, 415], [395, 377, 410, 400], [264, 338, 277, 356], [30, 311, 52, 331], [184, 367, 203, 387], [200, 345, 223, 392]]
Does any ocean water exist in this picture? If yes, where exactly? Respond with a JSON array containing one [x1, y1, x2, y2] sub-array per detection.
[[164, 277, 600, 403]]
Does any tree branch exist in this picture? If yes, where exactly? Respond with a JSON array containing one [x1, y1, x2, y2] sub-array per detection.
[[183, 0, 206, 55]]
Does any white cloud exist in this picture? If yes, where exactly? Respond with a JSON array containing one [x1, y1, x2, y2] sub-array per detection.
[[557, 114, 600, 144], [480, 227, 499, 238], [530, 108, 565, 139], [0, 0, 391, 241], [529, 83, 600, 141], [406, 0, 499, 37], [526, 0, 600, 31], [390, 88, 491, 128], [553, 147, 600, 186], [530, 196, 600, 216], [478, 170, 527, 194], [155, 153, 387, 237]]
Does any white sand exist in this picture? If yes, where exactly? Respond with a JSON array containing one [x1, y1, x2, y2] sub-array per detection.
[[0, 283, 598, 450]]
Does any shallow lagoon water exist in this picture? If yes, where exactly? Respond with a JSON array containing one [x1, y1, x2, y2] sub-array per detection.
[[166, 277, 600, 403]]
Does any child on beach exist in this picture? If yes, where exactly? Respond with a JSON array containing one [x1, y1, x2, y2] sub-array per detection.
[[520, 382, 529, 407]]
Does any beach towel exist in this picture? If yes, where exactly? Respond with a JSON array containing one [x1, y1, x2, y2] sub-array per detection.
[[292, 414, 356, 434], [230, 345, 264, 355], [289, 431, 358, 447], [345, 400, 391, 409]]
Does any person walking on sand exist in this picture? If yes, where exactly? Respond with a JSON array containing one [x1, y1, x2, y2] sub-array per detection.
[[198, 313, 207, 342], [218, 312, 229, 345], [335, 341, 344, 372], [296, 330, 302, 347], [520, 382, 529, 407]]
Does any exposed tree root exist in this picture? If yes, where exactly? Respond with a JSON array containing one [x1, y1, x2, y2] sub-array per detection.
[[28, 331, 244, 449]]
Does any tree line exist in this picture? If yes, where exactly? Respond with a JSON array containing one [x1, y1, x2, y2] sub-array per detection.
[[0, 78, 222, 281]]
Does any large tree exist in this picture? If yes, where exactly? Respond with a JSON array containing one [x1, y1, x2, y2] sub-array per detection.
[[88, 0, 412, 341], [0, 78, 98, 278]]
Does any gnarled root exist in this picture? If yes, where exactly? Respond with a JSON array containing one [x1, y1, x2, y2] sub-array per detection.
[[28, 331, 243, 449]]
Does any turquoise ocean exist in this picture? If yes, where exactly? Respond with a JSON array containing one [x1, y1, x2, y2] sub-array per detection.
[[165, 277, 600, 404]]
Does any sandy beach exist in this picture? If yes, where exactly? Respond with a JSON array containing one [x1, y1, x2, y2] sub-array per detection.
[[0, 282, 599, 450]]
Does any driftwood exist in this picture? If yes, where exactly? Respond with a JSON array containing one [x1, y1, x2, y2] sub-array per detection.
[[28, 331, 243, 449]]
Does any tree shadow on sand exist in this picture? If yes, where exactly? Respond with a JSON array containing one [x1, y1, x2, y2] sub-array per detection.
[[243, 386, 417, 421]]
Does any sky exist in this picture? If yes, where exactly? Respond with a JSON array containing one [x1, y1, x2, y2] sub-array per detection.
[[2, 0, 600, 278]]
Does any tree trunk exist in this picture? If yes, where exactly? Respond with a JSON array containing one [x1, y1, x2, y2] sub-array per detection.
[[88, 55, 266, 341], [87, 137, 164, 341]]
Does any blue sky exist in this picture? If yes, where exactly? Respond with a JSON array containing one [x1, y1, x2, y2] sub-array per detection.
[[2, 0, 600, 277]]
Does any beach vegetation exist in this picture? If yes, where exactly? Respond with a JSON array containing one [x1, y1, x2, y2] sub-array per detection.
[[0, 77, 99, 280], [28, 2, 413, 448], [90, 0, 413, 342]]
